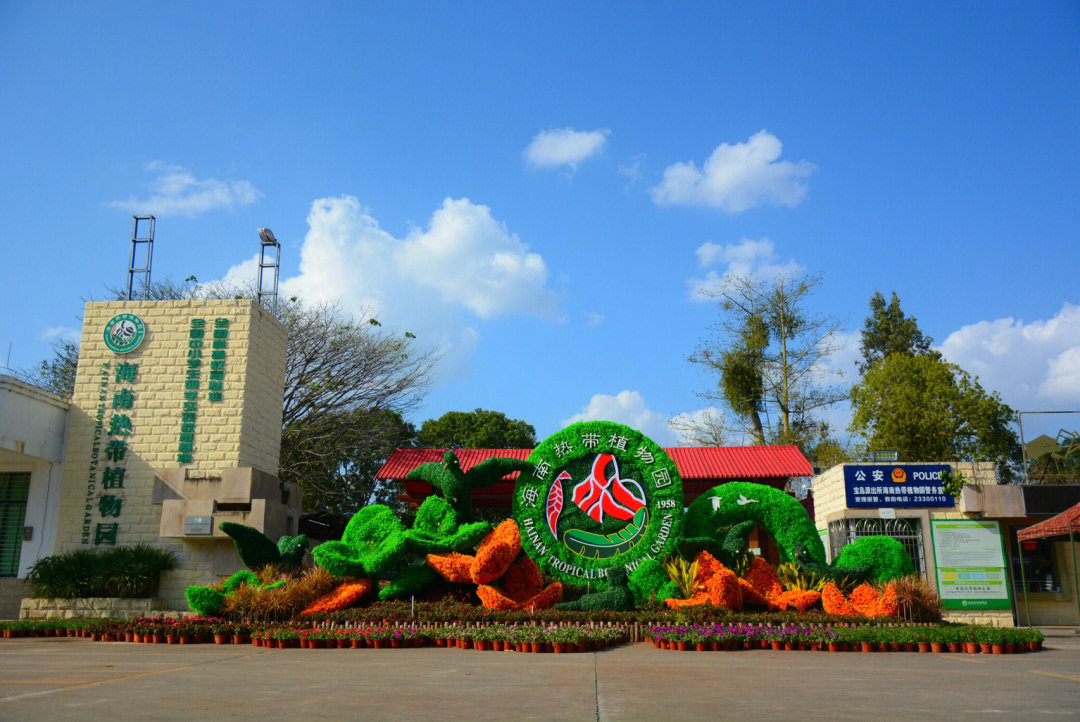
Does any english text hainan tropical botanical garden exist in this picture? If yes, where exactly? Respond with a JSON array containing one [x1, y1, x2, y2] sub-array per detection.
[[3, 420, 1044, 654]]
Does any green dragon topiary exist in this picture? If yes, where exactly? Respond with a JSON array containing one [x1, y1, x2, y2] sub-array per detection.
[[311, 505, 408, 578], [218, 521, 309, 570], [406, 451, 532, 523]]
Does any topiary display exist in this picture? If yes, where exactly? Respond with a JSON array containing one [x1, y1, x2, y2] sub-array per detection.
[[407, 450, 532, 523], [184, 585, 226, 616], [311, 505, 408, 578], [628, 558, 671, 606], [221, 570, 260, 593], [554, 568, 634, 611], [832, 535, 914, 582], [683, 482, 828, 567], [401, 496, 491, 555], [379, 563, 441, 601], [218, 521, 309, 570]]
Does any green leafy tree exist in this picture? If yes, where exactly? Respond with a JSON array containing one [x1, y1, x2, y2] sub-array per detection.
[[859, 291, 938, 372], [33, 340, 79, 397], [849, 353, 1021, 479], [416, 408, 536, 449], [689, 273, 847, 448]]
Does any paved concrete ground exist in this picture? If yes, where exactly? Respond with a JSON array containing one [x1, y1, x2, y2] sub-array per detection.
[[1, 630, 1078, 721]]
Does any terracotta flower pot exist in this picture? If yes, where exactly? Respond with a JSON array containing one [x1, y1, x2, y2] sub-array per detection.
[[979, 643, 992, 654], [1005, 643, 1016, 654], [234, 634, 249, 645], [930, 642, 944, 653], [771, 641, 783, 651], [1028, 640, 1042, 652], [828, 642, 840, 653], [861, 642, 875, 653], [947, 642, 961, 653], [916, 642, 930, 653], [435, 638, 446, 647], [963, 642, 978, 653], [695, 642, 707, 652], [531, 642, 543, 653], [337, 638, 350, 649], [391, 639, 402, 649], [991, 644, 1004, 655]]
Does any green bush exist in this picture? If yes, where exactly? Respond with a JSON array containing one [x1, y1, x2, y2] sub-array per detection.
[[27, 545, 176, 599], [628, 559, 670, 606], [221, 570, 260, 593], [833, 536, 914, 582], [184, 586, 226, 615], [379, 563, 441, 601]]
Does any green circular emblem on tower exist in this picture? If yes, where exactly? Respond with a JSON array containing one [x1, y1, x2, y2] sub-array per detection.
[[513, 420, 683, 585], [103, 313, 146, 354]]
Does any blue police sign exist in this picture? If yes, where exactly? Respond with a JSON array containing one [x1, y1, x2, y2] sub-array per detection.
[[844, 464, 955, 508]]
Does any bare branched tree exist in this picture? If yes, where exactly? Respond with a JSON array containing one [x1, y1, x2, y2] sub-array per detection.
[[689, 273, 847, 449]]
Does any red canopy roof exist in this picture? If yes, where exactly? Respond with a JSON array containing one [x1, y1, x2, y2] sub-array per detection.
[[378, 445, 812, 508], [1017, 501, 1080, 541]]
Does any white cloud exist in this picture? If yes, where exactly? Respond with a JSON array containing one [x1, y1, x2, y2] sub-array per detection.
[[218, 196, 559, 380], [686, 238, 803, 301], [109, 162, 262, 216], [524, 128, 609, 170], [939, 303, 1080, 407], [40, 326, 80, 343], [651, 130, 815, 212], [617, 153, 646, 186], [586, 312, 604, 327], [562, 391, 677, 445]]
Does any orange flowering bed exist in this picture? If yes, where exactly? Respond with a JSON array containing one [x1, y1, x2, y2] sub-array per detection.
[[501, 555, 544, 604], [875, 584, 898, 617], [426, 552, 476, 583], [704, 567, 743, 609], [849, 584, 880, 616], [821, 583, 856, 615], [477, 580, 563, 611], [471, 520, 522, 584], [300, 579, 373, 615], [742, 556, 783, 599], [665, 592, 710, 609], [694, 551, 724, 580], [820, 582, 899, 618], [774, 589, 821, 613]]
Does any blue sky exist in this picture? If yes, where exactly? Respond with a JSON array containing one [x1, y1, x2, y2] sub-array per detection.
[[2, 1, 1078, 446]]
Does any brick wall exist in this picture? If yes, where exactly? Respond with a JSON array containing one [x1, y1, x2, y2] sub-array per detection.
[[53, 300, 287, 609]]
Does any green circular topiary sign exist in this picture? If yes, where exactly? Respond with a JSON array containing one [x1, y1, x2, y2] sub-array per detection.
[[513, 420, 683, 585]]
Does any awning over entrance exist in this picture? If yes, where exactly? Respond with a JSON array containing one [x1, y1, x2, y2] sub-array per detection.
[[378, 445, 813, 508], [1017, 500, 1080, 541]]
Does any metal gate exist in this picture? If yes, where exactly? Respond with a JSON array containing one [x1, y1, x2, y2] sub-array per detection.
[[828, 517, 926, 577]]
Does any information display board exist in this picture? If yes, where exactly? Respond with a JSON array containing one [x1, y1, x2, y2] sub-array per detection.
[[844, 464, 954, 508], [929, 519, 1012, 610]]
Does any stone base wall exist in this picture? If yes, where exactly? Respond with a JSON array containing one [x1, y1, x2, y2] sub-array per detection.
[[942, 609, 1015, 627], [19, 596, 171, 620]]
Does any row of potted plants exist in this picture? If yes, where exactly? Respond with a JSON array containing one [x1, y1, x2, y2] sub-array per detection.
[[250, 623, 625, 653], [646, 623, 1045, 654]]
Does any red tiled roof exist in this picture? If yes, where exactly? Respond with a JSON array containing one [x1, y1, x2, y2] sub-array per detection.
[[380, 446, 811, 509], [379, 446, 810, 481]]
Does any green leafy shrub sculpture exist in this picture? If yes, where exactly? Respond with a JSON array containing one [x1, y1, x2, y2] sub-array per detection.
[[401, 496, 491, 555], [218, 522, 309, 570], [832, 536, 914, 582], [683, 482, 828, 567], [628, 558, 674, 605], [312, 505, 408, 578], [379, 562, 442, 601], [406, 450, 532, 523], [221, 570, 260, 593], [555, 567, 635, 611], [185, 585, 226, 616]]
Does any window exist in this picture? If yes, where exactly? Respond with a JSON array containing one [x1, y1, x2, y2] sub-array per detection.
[[0, 473, 30, 576], [828, 517, 926, 577], [1012, 538, 1060, 593]]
